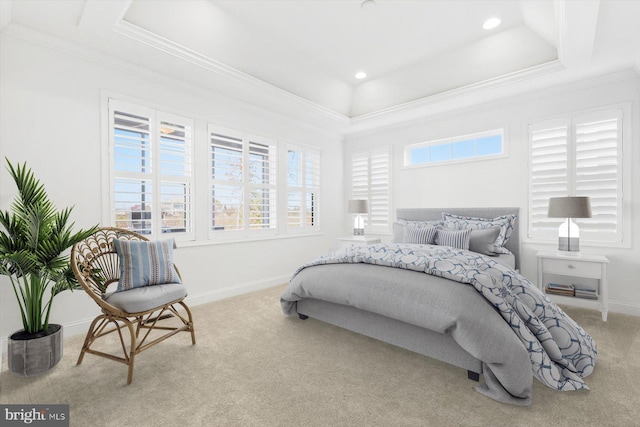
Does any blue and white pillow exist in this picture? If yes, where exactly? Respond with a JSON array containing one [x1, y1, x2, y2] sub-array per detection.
[[441, 213, 516, 254], [435, 228, 472, 250], [113, 238, 181, 292], [403, 225, 438, 245]]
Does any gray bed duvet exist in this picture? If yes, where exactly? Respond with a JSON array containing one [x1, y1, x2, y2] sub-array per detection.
[[280, 243, 597, 405]]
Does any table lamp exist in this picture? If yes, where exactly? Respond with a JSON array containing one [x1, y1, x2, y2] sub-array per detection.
[[547, 196, 592, 252], [348, 200, 368, 236]]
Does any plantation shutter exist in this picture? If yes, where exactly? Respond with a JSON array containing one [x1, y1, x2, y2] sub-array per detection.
[[369, 150, 391, 232], [304, 150, 321, 228], [351, 148, 391, 234], [110, 99, 193, 238], [351, 152, 369, 203], [210, 131, 245, 232], [112, 107, 154, 234], [157, 114, 193, 235], [528, 109, 623, 244], [287, 146, 320, 231], [574, 111, 622, 241], [528, 120, 569, 238], [248, 140, 277, 230]]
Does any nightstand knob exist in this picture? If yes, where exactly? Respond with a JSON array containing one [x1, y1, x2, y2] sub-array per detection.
[[568, 264, 575, 269]]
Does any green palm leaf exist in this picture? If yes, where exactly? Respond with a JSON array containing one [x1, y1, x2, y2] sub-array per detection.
[[0, 159, 99, 333]]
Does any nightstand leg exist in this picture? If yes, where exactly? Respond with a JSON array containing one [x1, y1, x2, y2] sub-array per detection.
[[600, 263, 608, 322]]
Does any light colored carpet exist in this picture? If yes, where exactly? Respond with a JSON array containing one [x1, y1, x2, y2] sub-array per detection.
[[2, 284, 639, 427]]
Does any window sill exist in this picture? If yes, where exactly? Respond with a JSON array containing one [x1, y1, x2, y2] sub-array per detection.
[[523, 238, 631, 250], [176, 232, 324, 248]]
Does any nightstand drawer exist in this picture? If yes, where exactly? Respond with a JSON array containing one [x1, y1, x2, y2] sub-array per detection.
[[543, 258, 601, 277]]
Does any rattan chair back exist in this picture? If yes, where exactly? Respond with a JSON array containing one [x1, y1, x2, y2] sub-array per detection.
[[72, 227, 164, 315]]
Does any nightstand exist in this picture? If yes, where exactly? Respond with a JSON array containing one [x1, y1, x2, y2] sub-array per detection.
[[536, 251, 609, 321], [338, 236, 381, 249]]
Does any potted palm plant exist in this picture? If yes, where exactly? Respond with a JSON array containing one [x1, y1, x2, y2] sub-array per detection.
[[0, 159, 98, 376]]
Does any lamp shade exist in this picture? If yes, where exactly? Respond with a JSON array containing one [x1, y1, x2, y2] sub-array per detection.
[[348, 199, 369, 214], [547, 197, 592, 219]]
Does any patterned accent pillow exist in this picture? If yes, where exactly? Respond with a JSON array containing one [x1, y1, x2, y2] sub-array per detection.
[[113, 238, 181, 292], [403, 225, 438, 245], [392, 219, 443, 243], [441, 213, 516, 254], [435, 228, 472, 250]]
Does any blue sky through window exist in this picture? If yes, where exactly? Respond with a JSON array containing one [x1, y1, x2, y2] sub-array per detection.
[[476, 135, 502, 156], [430, 144, 451, 162], [405, 130, 503, 167], [410, 146, 429, 165]]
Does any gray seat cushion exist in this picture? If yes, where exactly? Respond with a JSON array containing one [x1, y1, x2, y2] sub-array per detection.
[[103, 283, 187, 314]]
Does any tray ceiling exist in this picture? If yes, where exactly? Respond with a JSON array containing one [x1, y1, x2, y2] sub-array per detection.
[[3, 0, 639, 121]]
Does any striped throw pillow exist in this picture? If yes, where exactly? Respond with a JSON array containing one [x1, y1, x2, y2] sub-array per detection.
[[403, 225, 437, 244], [435, 228, 472, 250], [113, 238, 181, 292]]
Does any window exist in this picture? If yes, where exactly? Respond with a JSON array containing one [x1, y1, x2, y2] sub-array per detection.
[[287, 146, 320, 232], [106, 98, 323, 244], [351, 148, 391, 233], [528, 108, 625, 244], [109, 99, 194, 239], [210, 126, 277, 238], [404, 129, 504, 167]]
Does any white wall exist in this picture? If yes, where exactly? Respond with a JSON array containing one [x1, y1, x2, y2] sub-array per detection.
[[2, 28, 638, 353], [344, 70, 640, 316], [0, 34, 345, 342]]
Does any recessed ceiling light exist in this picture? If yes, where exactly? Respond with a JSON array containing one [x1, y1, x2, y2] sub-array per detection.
[[482, 17, 501, 30], [355, 71, 367, 79]]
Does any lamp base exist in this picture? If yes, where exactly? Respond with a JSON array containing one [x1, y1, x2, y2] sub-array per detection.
[[353, 228, 364, 236], [558, 236, 580, 252]]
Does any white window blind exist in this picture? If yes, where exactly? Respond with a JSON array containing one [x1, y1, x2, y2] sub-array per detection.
[[109, 99, 193, 239], [209, 126, 277, 237], [529, 120, 569, 235], [287, 146, 320, 231], [575, 114, 621, 237], [248, 140, 277, 230], [528, 109, 623, 244], [211, 132, 244, 232], [351, 148, 391, 233]]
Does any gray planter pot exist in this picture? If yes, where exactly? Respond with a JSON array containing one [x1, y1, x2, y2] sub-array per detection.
[[8, 324, 63, 376]]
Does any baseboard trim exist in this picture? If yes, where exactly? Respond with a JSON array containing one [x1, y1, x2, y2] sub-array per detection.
[[1, 276, 289, 357], [608, 301, 640, 317], [184, 275, 289, 306]]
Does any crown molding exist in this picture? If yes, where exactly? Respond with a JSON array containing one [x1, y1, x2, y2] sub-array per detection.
[[112, 20, 349, 126], [346, 60, 566, 134], [4, 8, 636, 139], [0, 23, 348, 137]]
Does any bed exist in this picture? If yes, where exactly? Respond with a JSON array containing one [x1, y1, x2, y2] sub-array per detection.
[[280, 207, 597, 405]]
